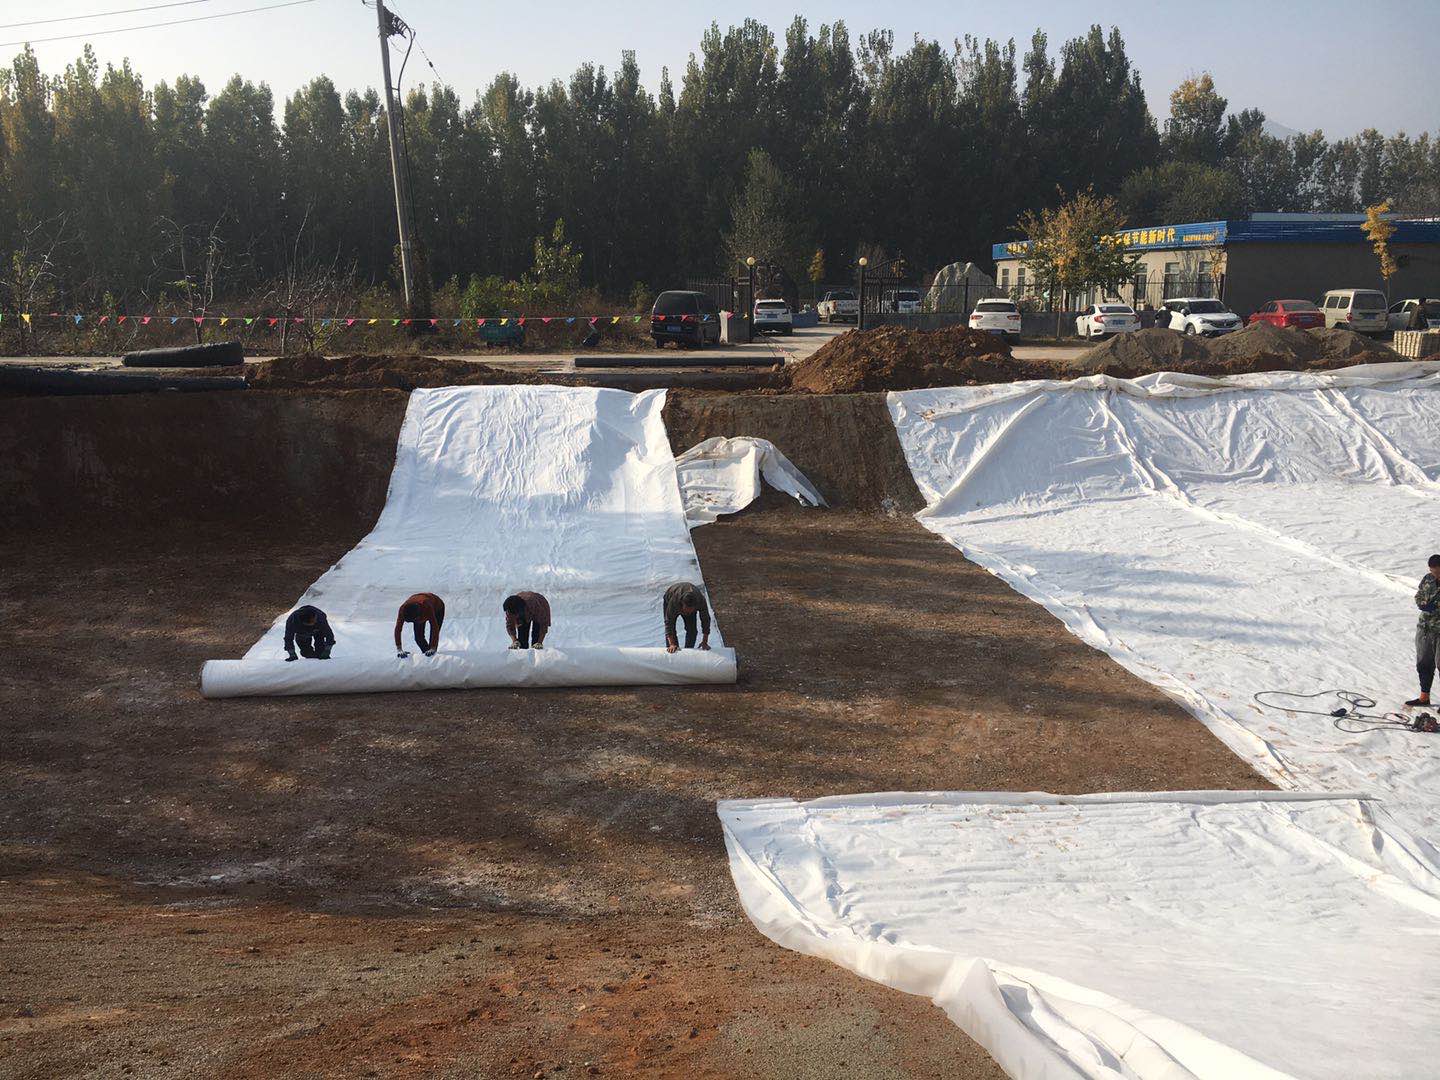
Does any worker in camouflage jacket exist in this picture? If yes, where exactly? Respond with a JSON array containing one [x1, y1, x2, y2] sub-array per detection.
[[1410, 554, 1440, 707]]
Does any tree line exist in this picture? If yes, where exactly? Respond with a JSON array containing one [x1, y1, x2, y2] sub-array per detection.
[[1, 19, 1437, 316]]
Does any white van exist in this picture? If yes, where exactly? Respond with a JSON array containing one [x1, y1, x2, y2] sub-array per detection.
[[1319, 289, 1387, 334]]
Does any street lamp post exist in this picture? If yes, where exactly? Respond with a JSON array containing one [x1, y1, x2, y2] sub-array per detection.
[[857, 256, 868, 331], [745, 256, 756, 343]]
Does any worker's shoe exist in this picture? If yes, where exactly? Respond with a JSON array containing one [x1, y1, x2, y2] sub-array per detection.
[[1406, 695, 1431, 707]]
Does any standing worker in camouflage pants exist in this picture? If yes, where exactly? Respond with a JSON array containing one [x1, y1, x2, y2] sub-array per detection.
[[1408, 554, 1440, 707]]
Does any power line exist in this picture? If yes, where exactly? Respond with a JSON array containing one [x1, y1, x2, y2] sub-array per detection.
[[0, 0, 317, 48], [1, 0, 226, 32]]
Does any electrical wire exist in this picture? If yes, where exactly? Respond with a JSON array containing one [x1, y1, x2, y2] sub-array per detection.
[[0, 0, 316, 48], [1, 0, 225, 31], [1253, 688, 1433, 735]]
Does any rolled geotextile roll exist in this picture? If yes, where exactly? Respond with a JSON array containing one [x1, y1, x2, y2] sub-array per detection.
[[122, 340, 244, 368]]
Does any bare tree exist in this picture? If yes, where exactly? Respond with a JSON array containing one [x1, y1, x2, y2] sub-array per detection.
[[0, 216, 70, 352], [258, 208, 358, 355], [154, 214, 228, 344]]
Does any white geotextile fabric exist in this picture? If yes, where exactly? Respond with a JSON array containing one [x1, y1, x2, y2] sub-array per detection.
[[720, 791, 1440, 1080], [202, 385, 737, 697], [887, 362, 1440, 863], [718, 362, 1440, 1078], [674, 436, 826, 526]]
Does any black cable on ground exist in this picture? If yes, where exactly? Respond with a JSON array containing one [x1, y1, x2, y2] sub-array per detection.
[[1253, 689, 1437, 735]]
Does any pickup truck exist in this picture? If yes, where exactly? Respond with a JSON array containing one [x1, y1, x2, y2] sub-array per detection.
[[817, 289, 858, 323]]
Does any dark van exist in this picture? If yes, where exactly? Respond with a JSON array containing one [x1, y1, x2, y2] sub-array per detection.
[[651, 290, 720, 347]]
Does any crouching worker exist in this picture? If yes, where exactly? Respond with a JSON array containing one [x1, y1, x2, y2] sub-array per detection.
[[663, 582, 711, 653], [395, 592, 444, 658], [504, 591, 551, 650], [284, 605, 334, 661], [1409, 554, 1440, 707]]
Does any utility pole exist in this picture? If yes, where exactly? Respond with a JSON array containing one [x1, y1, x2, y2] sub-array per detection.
[[375, 0, 415, 312]]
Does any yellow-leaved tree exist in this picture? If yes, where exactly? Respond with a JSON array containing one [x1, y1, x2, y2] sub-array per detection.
[[1361, 201, 1398, 297]]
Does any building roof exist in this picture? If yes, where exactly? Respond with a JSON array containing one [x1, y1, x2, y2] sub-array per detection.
[[992, 215, 1440, 261]]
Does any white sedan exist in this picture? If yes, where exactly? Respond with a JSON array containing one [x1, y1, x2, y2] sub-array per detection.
[[1162, 298, 1242, 337], [1075, 303, 1140, 339], [1387, 299, 1440, 332]]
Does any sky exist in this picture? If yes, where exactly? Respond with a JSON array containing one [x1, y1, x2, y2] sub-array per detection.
[[9, 0, 1440, 139]]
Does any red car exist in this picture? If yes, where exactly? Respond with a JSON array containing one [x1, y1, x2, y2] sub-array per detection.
[[1247, 299, 1325, 329]]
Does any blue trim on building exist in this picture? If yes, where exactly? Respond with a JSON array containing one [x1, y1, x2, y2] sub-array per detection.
[[992, 217, 1440, 261]]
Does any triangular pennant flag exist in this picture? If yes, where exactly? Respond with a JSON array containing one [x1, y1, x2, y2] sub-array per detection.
[[401, 318, 411, 326], [74, 315, 83, 325], [193, 317, 203, 326], [516, 318, 526, 326], [141, 315, 151, 325], [610, 316, 620, 324], [293, 317, 304, 324], [428, 318, 438, 327], [170, 316, 179, 325], [367, 318, 377, 326], [499, 318, 508, 326], [632, 315, 641, 322], [244, 317, 254, 326], [21, 313, 31, 325], [345, 318, 356, 327], [476, 318, 486, 327], [119, 315, 129, 324], [320, 318, 331, 327], [268, 318, 279, 327], [542, 316, 552, 324], [99, 315, 110, 325], [219, 317, 229, 326], [452, 318, 461, 327], [565, 317, 575, 325]]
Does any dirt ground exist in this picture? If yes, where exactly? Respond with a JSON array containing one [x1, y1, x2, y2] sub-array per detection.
[[0, 496, 1265, 1078]]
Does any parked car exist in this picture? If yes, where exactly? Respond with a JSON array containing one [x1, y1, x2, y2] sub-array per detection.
[[1319, 289, 1387, 335], [754, 298, 794, 335], [1247, 299, 1325, 330], [1163, 298, 1242, 337], [651, 290, 720, 347], [1387, 298, 1440, 332], [1075, 303, 1140, 340], [969, 298, 1023, 340], [890, 289, 922, 314], [479, 312, 525, 347], [816, 289, 858, 323]]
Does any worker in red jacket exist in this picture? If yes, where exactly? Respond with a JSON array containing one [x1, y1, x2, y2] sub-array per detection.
[[395, 592, 445, 658]]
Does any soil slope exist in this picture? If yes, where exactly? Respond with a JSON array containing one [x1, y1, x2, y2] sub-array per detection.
[[1069, 323, 1397, 377]]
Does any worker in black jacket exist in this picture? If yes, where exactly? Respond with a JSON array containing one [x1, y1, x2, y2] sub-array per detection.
[[662, 582, 711, 653], [283, 605, 334, 661]]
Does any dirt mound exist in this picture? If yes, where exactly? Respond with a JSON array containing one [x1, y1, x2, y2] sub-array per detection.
[[246, 353, 536, 391], [1071, 324, 1398, 378], [786, 325, 1026, 393]]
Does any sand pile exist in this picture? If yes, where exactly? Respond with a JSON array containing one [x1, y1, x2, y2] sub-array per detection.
[[786, 325, 1025, 393], [246, 354, 536, 391], [1072, 324, 1397, 378]]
